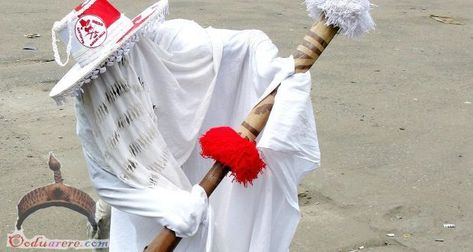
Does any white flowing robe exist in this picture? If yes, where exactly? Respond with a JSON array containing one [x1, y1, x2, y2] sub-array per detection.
[[75, 19, 320, 252]]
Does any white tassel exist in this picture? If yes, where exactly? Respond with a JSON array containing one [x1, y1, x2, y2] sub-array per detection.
[[51, 20, 72, 66], [51, 0, 99, 67], [304, 0, 375, 37]]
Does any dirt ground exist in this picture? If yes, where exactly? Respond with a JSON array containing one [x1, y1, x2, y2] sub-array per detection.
[[1, 0, 472, 251]]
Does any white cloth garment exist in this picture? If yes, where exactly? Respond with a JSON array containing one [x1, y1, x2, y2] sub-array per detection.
[[75, 19, 320, 251]]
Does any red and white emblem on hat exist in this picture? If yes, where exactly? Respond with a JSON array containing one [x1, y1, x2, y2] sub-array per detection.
[[75, 15, 107, 48]]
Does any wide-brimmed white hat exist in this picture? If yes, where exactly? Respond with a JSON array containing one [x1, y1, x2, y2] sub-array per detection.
[[49, 0, 168, 104]]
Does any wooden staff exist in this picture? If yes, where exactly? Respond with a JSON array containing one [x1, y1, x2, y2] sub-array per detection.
[[144, 18, 339, 252]]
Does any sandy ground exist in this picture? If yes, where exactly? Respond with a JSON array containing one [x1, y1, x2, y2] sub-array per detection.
[[1, 0, 472, 251]]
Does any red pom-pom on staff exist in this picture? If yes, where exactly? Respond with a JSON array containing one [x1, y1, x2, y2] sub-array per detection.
[[199, 126, 266, 186]]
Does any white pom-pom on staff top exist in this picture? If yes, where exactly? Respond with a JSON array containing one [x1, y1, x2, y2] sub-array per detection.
[[305, 0, 375, 38], [293, 0, 375, 72]]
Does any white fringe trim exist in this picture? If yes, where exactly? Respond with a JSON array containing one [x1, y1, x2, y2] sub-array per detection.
[[304, 0, 375, 38]]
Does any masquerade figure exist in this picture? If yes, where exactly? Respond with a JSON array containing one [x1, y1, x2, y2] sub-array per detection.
[[50, 0, 373, 251]]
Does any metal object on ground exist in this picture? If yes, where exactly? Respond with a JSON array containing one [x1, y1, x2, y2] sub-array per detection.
[[16, 152, 97, 231]]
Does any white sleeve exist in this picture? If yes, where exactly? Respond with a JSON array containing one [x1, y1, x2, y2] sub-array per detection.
[[75, 97, 208, 238]]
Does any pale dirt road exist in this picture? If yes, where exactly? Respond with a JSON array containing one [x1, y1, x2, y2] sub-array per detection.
[[1, 0, 472, 251]]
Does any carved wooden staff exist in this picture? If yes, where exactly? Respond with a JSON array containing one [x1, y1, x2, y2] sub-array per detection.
[[143, 18, 339, 252]]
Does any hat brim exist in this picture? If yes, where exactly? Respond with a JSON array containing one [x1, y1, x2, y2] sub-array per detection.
[[49, 0, 168, 99]]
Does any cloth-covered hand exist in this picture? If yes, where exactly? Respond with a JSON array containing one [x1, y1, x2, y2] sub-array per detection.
[[159, 184, 208, 237]]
